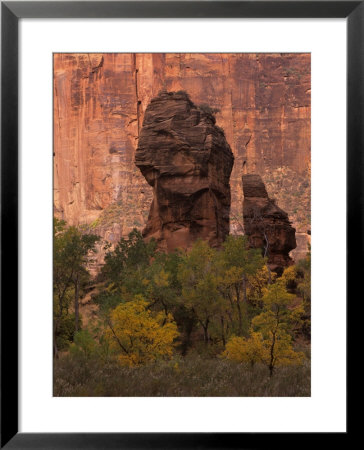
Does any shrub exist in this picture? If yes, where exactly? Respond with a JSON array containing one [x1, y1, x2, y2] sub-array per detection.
[[70, 329, 96, 360], [54, 354, 311, 397], [221, 333, 264, 366]]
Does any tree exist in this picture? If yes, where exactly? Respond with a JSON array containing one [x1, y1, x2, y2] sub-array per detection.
[[247, 265, 276, 308], [151, 251, 197, 353], [104, 296, 179, 366], [102, 229, 156, 284], [220, 235, 265, 335], [296, 246, 311, 339], [100, 229, 156, 299], [277, 250, 311, 339], [178, 240, 225, 345], [251, 280, 305, 376], [53, 218, 100, 357], [143, 251, 183, 318]]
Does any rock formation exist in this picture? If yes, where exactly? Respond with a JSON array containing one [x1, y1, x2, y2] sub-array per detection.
[[53, 53, 310, 263], [135, 91, 234, 251], [242, 174, 296, 273]]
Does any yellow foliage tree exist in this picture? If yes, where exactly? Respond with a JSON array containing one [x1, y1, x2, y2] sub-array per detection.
[[247, 265, 276, 306], [252, 281, 305, 376], [223, 280, 305, 376], [280, 265, 297, 284], [104, 296, 179, 366]]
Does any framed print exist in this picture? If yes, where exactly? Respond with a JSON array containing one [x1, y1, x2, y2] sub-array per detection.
[[1, 1, 358, 448]]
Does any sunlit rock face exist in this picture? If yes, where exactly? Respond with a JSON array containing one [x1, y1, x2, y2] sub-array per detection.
[[53, 53, 310, 268], [135, 91, 234, 251], [242, 174, 296, 274]]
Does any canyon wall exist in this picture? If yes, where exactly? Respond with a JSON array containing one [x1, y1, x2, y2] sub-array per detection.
[[54, 53, 311, 264]]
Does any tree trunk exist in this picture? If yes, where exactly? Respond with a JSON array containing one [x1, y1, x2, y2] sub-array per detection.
[[161, 299, 168, 326], [269, 364, 274, 377], [242, 274, 247, 303], [269, 331, 276, 377], [220, 316, 226, 346], [181, 316, 195, 356], [235, 285, 242, 335], [267, 264, 272, 285], [53, 314, 62, 359], [202, 320, 209, 345], [53, 323, 59, 359], [74, 273, 80, 334]]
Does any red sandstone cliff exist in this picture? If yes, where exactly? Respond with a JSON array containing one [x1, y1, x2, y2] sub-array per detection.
[[242, 174, 296, 273], [136, 91, 234, 251], [53, 53, 310, 264]]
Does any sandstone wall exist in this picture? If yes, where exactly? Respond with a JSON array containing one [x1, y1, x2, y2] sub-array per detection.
[[54, 53, 311, 263]]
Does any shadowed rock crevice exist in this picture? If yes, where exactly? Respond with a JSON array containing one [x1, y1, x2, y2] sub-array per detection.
[[135, 91, 234, 252], [242, 174, 296, 274]]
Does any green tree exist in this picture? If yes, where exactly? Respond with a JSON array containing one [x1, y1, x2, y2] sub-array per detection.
[[101, 229, 156, 297], [220, 235, 264, 335], [178, 240, 225, 345], [140, 250, 182, 312], [53, 218, 100, 357], [146, 252, 197, 353], [296, 246, 311, 338]]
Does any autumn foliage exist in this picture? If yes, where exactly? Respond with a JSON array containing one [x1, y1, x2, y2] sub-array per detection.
[[222, 277, 305, 376], [54, 221, 310, 394], [104, 297, 179, 366]]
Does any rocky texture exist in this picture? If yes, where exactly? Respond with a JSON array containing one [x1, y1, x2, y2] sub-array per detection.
[[53, 53, 310, 263], [135, 92, 234, 251], [242, 174, 296, 273]]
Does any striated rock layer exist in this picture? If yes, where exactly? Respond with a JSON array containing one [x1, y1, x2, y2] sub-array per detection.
[[242, 174, 296, 273], [135, 92, 234, 251], [53, 53, 310, 264]]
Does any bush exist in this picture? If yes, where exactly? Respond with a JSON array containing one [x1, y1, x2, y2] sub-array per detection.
[[70, 330, 96, 360]]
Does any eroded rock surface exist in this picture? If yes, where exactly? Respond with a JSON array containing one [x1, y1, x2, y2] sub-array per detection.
[[242, 174, 296, 273], [135, 91, 234, 251], [53, 53, 310, 267]]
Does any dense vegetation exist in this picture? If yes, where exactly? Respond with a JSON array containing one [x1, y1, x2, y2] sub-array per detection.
[[53, 219, 311, 396]]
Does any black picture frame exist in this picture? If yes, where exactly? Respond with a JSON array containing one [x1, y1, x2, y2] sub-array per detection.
[[1, 1, 358, 448]]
